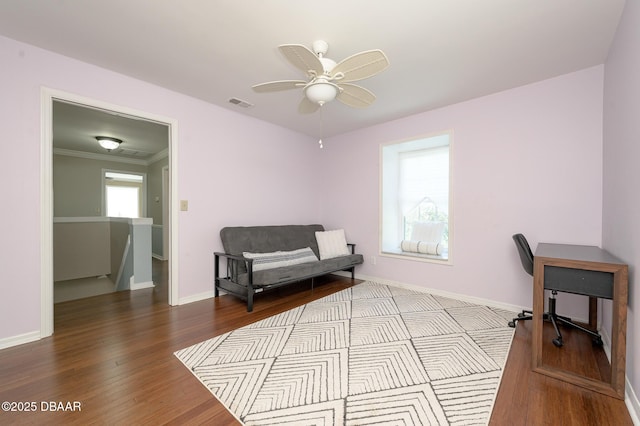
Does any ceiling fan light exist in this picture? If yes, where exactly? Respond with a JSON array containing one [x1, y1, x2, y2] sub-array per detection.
[[305, 82, 338, 105], [96, 136, 122, 151]]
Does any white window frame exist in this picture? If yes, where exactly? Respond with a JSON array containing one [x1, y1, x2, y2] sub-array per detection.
[[102, 169, 147, 218], [379, 131, 453, 265]]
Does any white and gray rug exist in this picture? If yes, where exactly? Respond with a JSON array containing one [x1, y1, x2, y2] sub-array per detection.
[[175, 281, 516, 425]]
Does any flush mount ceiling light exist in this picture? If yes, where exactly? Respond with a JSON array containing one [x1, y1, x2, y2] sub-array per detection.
[[96, 136, 122, 151]]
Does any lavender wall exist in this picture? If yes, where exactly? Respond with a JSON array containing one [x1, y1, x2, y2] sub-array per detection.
[[0, 35, 321, 341], [603, 0, 640, 413], [320, 66, 605, 315], [1, 32, 628, 403]]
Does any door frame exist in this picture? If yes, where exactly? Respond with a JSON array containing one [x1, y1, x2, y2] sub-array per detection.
[[40, 87, 180, 337], [162, 165, 170, 260]]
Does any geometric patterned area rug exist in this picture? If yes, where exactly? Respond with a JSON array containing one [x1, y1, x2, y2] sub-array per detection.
[[175, 281, 516, 425]]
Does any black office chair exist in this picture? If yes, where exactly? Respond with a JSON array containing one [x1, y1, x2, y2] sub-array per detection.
[[508, 233, 603, 348]]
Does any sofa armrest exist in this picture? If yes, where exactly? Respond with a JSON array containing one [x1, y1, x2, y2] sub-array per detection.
[[214, 251, 260, 311], [214, 251, 245, 261], [347, 243, 356, 254], [214, 251, 254, 283]]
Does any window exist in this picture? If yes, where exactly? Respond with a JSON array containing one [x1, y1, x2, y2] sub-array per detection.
[[103, 171, 146, 218], [381, 132, 452, 262]]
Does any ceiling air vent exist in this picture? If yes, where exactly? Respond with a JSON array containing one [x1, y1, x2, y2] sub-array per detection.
[[116, 148, 152, 157], [228, 97, 254, 108]]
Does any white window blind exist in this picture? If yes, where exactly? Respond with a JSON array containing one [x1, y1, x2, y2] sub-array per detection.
[[103, 170, 146, 218], [381, 132, 452, 262], [398, 147, 449, 218], [106, 185, 140, 218]]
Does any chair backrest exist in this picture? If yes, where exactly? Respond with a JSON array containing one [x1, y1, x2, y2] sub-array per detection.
[[512, 233, 534, 277]]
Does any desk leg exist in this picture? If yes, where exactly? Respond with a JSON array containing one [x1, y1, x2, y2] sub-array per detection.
[[588, 296, 597, 329], [611, 269, 629, 398], [532, 259, 545, 370]]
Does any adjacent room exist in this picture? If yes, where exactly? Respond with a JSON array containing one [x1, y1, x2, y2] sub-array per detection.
[[0, 1, 638, 424]]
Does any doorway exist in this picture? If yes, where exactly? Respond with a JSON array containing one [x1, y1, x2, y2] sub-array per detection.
[[40, 88, 179, 337]]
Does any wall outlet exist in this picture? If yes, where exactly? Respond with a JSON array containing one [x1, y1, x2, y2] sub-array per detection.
[[370, 255, 376, 265]]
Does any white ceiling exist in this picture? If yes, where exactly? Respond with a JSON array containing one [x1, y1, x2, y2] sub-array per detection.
[[53, 100, 169, 161], [0, 0, 626, 153]]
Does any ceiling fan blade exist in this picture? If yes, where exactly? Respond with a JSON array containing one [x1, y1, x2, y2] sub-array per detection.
[[298, 97, 321, 114], [278, 44, 324, 77], [336, 83, 376, 108], [252, 80, 307, 93], [330, 50, 389, 82]]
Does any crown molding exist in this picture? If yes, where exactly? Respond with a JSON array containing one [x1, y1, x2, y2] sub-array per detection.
[[148, 148, 169, 165], [53, 147, 167, 166]]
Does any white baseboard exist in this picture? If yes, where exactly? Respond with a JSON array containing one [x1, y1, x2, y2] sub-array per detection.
[[178, 290, 217, 305], [600, 328, 640, 425], [626, 378, 640, 426], [131, 281, 155, 290], [350, 272, 525, 314], [347, 272, 596, 323], [0, 330, 41, 350], [129, 276, 155, 290]]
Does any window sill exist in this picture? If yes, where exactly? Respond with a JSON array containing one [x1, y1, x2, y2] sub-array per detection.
[[381, 248, 451, 265]]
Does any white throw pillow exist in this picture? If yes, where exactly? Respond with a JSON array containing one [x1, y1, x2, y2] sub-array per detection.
[[410, 221, 445, 243], [243, 247, 318, 271], [316, 229, 350, 260]]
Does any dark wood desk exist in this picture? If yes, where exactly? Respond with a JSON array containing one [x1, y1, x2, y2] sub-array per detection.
[[533, 243, 628, 399]]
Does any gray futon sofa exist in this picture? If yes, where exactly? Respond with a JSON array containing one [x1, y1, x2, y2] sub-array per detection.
[[214, 224, 364, 311]]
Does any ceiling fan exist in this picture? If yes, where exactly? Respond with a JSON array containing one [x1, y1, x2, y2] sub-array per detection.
[[252, 40, 389, 114]]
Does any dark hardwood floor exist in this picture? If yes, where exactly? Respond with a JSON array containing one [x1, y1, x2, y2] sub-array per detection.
[[0, 260, 633, 425]]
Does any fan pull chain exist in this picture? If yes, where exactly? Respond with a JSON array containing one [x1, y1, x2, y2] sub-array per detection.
[[318, 106, 324, 149]]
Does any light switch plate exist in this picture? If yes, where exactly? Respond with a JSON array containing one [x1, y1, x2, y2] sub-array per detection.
[[180, 200, 188, 211]]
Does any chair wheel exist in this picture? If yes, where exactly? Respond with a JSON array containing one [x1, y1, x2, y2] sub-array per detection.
[[508, 321, 515, 328], [517, 313, 526, 318], [592, 336, 603, 347], [552, 338, 563, 347]]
